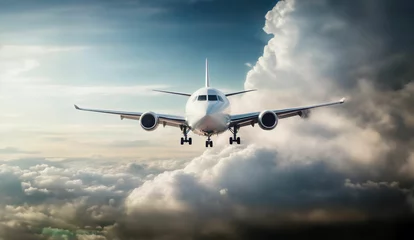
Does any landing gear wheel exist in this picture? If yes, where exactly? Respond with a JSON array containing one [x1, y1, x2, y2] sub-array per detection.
[[188, 138, 192, 145], [205, 136, 213, 147], [236, 137, 241, 144], [229, 137, 233, 145], [180, 137, 184, 145]]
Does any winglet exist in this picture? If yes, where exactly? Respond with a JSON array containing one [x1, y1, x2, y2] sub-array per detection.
[[74, 104, 80, 110], [340, 97, 346, 103]]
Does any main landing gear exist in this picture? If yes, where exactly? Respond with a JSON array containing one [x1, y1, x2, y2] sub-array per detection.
[[205, 135, 213, 148], [180, 126, 192, 145], [229, 125, 241, 145]]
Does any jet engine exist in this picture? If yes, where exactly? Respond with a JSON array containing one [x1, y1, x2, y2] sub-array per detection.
[[258, 110, 278, 130], [140, 112, 159, 131], [298, 109, 311, 119]]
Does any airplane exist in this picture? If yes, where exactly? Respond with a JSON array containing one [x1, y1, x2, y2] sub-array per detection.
[[74, 59, 345, 148]]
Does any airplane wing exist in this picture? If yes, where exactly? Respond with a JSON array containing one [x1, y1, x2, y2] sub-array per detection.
[[229, 98, 345, 128], [225, 89, 257, 97], [74, 105, 186, 128]]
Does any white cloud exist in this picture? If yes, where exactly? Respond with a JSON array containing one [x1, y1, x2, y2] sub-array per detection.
[[0, 147, 38, 155], [215, 0, 411, 170], [9, 84, 170, 97], [244, 62, 252, 68], [344, 179, 402, 191], [0, 143, 412, 239], [0, 45, 88, 59], [0, 45, 87, 82], [0, 59, 40, 79]]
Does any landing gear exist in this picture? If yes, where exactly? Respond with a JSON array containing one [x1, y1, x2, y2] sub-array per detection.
[[205, 135, 213, 148], [180, 126, 192, 145], [229, 125, 241, 145], [229, 137, 240, 145]]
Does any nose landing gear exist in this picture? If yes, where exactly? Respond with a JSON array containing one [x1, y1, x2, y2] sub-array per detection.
[[205, 135, 213, 148]]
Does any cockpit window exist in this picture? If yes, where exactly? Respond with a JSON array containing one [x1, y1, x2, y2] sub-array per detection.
[[198, 95, 207, 101], [217, 95, 223, 102], [208, 95, 218, 101]]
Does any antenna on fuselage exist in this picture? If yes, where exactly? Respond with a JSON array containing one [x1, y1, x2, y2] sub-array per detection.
[[205, 58, 210, 87]]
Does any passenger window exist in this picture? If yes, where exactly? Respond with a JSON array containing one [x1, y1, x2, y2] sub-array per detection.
[[217, 96, 223, 102], [208, 95, 218, 101], [198, 95, 207, 101]]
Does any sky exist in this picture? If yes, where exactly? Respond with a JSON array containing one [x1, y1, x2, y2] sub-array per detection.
[[1, 0, 414, 239]]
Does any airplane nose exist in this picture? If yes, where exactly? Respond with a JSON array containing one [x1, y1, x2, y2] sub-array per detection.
[[205, 104, 215, 116], [193, 103, 216, 122]]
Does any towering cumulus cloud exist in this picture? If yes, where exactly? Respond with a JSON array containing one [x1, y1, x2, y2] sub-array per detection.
[[240, 0, 414, 177], [1, 0, 414, 239]]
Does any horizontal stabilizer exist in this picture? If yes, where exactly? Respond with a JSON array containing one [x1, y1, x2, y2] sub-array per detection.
[[225, 89, 257, 97], [152, 89, 191, 97]]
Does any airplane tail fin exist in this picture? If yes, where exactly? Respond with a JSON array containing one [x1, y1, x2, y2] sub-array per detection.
[[205, 58, 210, 87]]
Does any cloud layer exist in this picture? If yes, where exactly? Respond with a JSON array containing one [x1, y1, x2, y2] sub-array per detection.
[[1, 145, 413, 239], [2, 0, 414, 239]]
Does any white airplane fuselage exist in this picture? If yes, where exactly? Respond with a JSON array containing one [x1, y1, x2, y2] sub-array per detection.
[[185, 87, 231, 136]]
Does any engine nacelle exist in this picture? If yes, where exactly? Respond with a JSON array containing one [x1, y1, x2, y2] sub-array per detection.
[[298, 109, 311, 119], [140, 111, 159, 131], [258, 110, 278, 130]]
